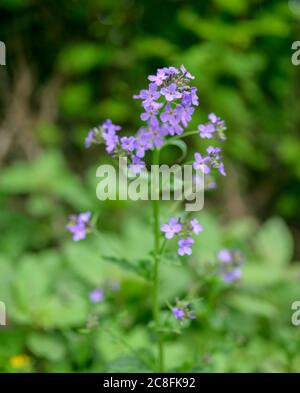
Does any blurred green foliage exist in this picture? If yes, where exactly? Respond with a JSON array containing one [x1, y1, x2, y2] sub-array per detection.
[[1, 0, 300, 372]]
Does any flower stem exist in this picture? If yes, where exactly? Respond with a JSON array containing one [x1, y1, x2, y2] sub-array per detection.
[[152, 148, 164, 372], [163, 129, 199, 147]]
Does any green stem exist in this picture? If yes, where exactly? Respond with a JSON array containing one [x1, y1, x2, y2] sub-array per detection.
[[163, 129, 199, 147], [152, 148, 164, 372]]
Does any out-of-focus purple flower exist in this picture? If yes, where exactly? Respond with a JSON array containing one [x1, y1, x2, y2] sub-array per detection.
[[218, 162, 226, 176], [198, 123, 215, 139], [103, 132, 119, 154], [102, 119, 121, 134], [206, 146, 221, 158], [161, 83, 182, 101], [193, 152, 211, 174], [172, 307, 185, 320], [206, 146, 226, 176], [218, 248, 244, 283], [178, 237, 194, 256], [66, 211, 92, 241], [120, 136, 136, 152], [129, 156, 146, 174], [172, 300, 196, 321], [208, 113, 224, 128], [190, 219, 203, 235], [223, 269, 242, 283], [89, 288, 104, 303], [180, 64, 195, 79], [85, 129, 95, 148], [161, 218, 182, 239], [218, 249, 232, 263]]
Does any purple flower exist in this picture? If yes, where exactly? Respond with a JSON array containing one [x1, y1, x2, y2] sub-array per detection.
[[180, 64, 195, 80], [120, 136, 136, 152], [148, 68, 168, 86], [161, 218, 182, 239], [206, 146, 221, 157], [198, 123, 215, 139], [208, 113, 224, 128], [218, 249, 232, 263], [140, 102, 162, 127], [89, 288, 104, 303], [129, 155, 146, 174], [172, 301, 196, 321], [172, 307, 185, 320], [193, 152, 211, 174], [85, 129, 94, 148], [161, 83, 182, 101], [66, 211, 91, 241], [218, 249, 244, 283], [218, 162, 226, 176], [102, 119, 121, 134], [176, 104, 194, 128], [223, 268, 242, 283], [206, 146, 226, 176], [134, 83, 161, 104], [160, 104, 180, 126], [190, 219, 203, 235], [103, 132, 119, 154], [178, 237, 194, 256]]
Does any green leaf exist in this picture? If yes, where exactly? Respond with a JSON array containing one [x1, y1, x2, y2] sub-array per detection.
[[254, 217, 293, 267], [26, 333, 66, 361]]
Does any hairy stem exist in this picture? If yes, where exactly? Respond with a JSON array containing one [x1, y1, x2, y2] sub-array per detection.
[[152, 148, 164, 372]]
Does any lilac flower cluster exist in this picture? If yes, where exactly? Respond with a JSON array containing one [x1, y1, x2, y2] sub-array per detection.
[[218, 248, 244, 283], [198, 113, 226, 141], [66, 212, 92, 241], [161, 217, 203, 256], [134, 65, 199, 140], [172, 300, 196, 321], [193, 146, 226, 176]]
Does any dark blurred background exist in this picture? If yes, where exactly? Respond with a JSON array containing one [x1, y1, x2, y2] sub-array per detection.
[[1, 0, 300, 372]]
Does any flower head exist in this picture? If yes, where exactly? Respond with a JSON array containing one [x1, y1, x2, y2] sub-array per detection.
[[218, 248, 244, 283], [178, 237, 194, 256], [66, 211, 92, 241], [161, 218, 182, 239], [190, 219, 203, 235], [172, 300, 196, 321], [193, 152, 211, 174]]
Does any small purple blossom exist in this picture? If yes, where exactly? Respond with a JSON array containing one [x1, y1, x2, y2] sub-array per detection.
[[66, 211, 91, 241], [190, 219, 203, 235], [120, 136, 136, 152], [198, 123, 215, 139], [148, 68, 168, 86], [161, 83, 182, 101], [161, 218, 182, 239], [193, 152, 211, 174], [85, 129, 95, 148], [218, 249, 232, 263], [218, 249, 244, 283], [180, 64, 195, 80], [172, 300, 196, 321], [172, 307, 185, 320], [178, 237, 194, 256], [89, 288, 104, 303]]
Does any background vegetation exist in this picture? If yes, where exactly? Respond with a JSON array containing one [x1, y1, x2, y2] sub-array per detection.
[[0, 0, 300, 372]]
